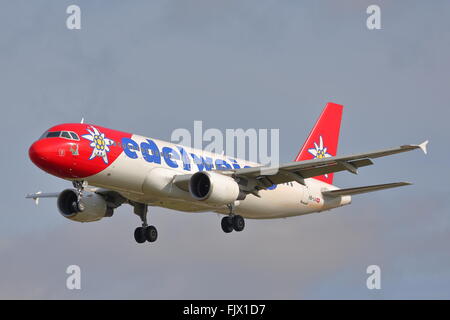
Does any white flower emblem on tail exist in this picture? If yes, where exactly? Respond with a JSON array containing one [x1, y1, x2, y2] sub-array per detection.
[[82, 126, 114, 164], [308, 135, 332, 177]]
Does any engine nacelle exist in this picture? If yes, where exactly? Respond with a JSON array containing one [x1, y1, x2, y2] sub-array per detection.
[[189, 171, 241, 206], [57, 189, 112, 222]]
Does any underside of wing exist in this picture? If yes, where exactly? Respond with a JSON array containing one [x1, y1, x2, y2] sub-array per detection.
[[25, 192, 60, 199], [25, 192, 60, 205]]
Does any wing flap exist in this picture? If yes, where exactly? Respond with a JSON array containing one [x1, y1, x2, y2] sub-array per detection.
[[322, 182, 411, 197], [297, 158, 373, 179]]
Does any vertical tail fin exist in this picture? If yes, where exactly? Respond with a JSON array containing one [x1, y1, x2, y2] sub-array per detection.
[[294, 102, 344, 184]]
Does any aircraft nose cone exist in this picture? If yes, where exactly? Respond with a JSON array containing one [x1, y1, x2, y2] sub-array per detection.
[[29, 138, 79, 179], [29, 140, 54, 170]]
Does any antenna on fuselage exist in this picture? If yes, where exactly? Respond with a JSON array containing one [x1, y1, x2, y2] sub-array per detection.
[[80, 117, 84, 124]]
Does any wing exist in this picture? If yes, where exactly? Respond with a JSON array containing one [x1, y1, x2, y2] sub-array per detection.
[[26, 192, 60, 205], [25, 192, 60, 199], [25, 188, 127, 208], [220, 141, 428, 192]]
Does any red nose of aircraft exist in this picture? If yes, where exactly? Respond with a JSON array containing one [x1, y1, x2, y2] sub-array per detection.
[[29, 124, 131, 180], [29, 139, 51, 168], [29, 139, 54, 172], [29, 139, 70, 178]]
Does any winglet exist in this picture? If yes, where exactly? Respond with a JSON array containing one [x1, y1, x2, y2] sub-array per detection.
[[418, 140, 429, 155]]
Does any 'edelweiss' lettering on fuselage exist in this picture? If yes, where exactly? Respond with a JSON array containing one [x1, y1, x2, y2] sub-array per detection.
[[119, 137, 279, 190], [120, 137, 248, 172]]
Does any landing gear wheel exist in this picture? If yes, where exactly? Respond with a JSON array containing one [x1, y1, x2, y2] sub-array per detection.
[[221, 216, 234, 233], [232, 215, 245, 232], [144, 225, 158, 242], [134, 227, 146, 244], [132, 203, 158, 244]]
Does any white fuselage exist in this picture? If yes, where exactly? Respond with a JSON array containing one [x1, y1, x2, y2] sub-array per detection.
[[81, 133, 351, 219]]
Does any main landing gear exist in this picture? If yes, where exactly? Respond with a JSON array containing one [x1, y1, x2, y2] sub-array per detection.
[[221, 204, 245, 233], [133, 203, 158, 244]]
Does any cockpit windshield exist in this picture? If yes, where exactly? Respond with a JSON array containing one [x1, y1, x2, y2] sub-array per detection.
[[46, 132, 61, 138]]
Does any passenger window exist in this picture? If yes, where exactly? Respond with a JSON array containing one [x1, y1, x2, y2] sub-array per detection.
[[69, 132, 79, 140], [46, 132, 61, 138], [61, 132, 71, 139]]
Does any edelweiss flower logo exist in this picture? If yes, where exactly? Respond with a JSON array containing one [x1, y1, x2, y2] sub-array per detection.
[[82, 126, 114, 164], [308, 136, 331, 159], [308, 135, 332, 177]]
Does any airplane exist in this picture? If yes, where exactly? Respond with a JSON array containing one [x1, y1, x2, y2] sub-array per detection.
[[26, 102, 428, 244]]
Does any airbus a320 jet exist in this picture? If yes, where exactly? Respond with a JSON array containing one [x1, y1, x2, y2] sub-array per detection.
[[27, 103, 428, 243]]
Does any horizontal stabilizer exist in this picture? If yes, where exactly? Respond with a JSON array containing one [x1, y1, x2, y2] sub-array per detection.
[[322, 182, 411, 197]]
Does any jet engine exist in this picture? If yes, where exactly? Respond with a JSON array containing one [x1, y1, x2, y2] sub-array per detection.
[[57, 189, 113, 222], [189, 171, 243, 206]]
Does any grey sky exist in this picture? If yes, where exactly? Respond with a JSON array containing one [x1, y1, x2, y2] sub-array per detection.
[[0, 0, 449, 299]]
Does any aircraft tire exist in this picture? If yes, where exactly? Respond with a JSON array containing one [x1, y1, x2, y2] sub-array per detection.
[[232, 215, 245, 232], [144, 225, 158, 242], [134, 227, 146, 243], [221, 216, 234, 233]]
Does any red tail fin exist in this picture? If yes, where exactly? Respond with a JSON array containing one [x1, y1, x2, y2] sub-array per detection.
[[294, 102, 343, 184]]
